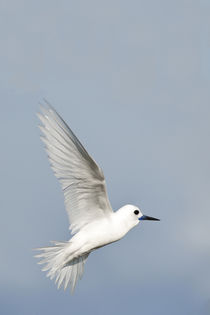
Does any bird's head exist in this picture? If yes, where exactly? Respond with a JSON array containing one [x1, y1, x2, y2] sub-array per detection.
[[118, 205, 160, 230]]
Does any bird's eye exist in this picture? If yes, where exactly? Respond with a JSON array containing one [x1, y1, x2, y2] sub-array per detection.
[[134, 210, 139, 215]]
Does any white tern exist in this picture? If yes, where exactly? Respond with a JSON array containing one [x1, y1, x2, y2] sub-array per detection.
[[35, 101, 159, 293]]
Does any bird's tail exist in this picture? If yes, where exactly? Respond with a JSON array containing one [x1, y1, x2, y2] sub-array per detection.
[[35, 241, 89, 293]]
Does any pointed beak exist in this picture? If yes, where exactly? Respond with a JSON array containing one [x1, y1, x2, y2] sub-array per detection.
[[139, 215, 160, 221]]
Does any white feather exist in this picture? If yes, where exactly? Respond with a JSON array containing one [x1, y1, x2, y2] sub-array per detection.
[[38, 101, 113, 235]]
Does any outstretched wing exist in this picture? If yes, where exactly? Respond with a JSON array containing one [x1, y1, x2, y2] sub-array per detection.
[[38, 101, 113, 234]]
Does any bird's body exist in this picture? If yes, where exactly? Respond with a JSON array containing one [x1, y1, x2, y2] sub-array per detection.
[[68, 204, 140, 254], [36, 102, 159, 292]]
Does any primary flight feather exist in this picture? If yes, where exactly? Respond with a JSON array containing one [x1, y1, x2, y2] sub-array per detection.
[[35, 101, 159, 293]]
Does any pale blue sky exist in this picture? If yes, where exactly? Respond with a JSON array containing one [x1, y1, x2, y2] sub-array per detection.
[[1, 1, 210, 314]]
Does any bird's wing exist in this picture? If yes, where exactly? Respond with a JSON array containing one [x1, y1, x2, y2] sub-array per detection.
[[38, 101, 113, 234]]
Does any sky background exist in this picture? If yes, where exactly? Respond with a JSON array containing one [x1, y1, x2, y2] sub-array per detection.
[[1, 0, 210, 314]]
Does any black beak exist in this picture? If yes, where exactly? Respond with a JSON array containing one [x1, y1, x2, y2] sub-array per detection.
[[139, 215, 160, 221]]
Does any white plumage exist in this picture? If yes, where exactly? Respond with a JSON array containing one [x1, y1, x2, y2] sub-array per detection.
[[35, 101, 159, 293]]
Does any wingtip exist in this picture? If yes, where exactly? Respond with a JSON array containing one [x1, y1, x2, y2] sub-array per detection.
[[42, 98, 57, 113], [36, 111, 43, 123]]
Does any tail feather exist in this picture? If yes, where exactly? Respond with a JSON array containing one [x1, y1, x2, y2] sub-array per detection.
[[35, 241, 89, 293]]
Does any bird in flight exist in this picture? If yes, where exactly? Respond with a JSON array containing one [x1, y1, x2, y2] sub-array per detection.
[[35, 101, 159, 293]]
